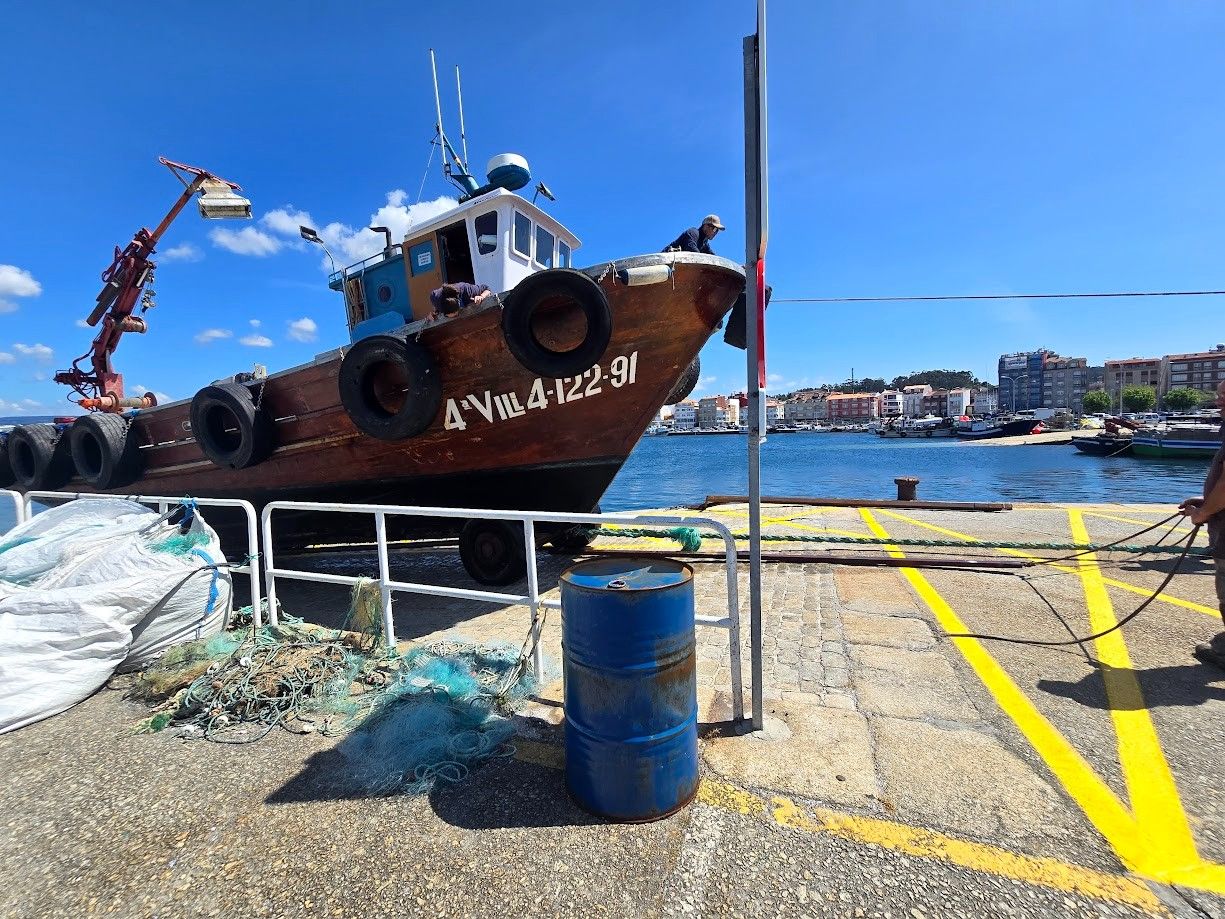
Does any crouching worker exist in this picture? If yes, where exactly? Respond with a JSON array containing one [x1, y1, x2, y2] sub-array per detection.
[[430, 282, 492, 319], [1180, 379, 1225, 669]]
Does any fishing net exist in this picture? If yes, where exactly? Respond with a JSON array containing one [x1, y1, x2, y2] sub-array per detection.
[[135, 578, 548, 795]]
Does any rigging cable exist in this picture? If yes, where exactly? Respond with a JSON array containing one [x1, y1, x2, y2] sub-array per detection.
[[774, 289, 1225, 304]]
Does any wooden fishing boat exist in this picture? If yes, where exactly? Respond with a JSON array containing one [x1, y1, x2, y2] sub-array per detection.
[[2, 151, 743, 584], [1129, 423, 1220, 459]]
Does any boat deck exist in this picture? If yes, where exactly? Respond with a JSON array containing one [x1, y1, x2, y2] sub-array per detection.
[[1, 500, 1221, 917]]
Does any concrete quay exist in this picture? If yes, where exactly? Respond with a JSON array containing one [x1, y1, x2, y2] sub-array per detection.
[[0, 501, 1222, 918]]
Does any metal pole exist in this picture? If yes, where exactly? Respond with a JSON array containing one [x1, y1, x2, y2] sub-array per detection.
[[455, 65, 469, 170], [743, 0, 768, 732], [429, 49, 449, 158]]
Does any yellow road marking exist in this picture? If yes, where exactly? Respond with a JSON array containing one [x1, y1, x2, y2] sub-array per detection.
[[877, 509, 1220, 619], [862, 508, 1225, 892], [858, 509, 1146, 866], [1085, 510, 1201, 540], [513, 742, 1160, 910], [1067, 509, 1200, 871]]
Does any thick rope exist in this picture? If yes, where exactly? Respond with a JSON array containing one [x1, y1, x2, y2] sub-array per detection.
[[592, 526, 1208, 556]]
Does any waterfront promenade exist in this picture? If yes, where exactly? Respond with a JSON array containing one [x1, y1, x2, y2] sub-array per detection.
[[0, 500, 1221, 917]]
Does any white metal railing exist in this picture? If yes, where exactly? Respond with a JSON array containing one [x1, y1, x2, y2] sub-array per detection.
[[262, 500, 747, 722], [0, 489, 25, 528], [19, 491, 262, 627]]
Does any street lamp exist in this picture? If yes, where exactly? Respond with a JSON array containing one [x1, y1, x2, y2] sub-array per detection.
[[1000, 374, 1027, 413], [300, 225, 352, 322]]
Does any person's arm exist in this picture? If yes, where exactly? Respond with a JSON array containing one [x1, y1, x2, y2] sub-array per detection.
[[678, 228, 701, 253], [1191, 477, 1225, 524]]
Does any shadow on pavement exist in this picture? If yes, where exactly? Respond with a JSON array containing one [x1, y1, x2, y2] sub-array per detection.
[[1038, 661, 1225, 711]]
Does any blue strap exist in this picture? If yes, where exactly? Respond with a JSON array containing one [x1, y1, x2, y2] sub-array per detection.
[[189, 547, 221, 619]]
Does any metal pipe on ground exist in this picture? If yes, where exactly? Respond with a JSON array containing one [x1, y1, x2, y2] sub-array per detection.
[[577, 547, 1028, 571], [696, 494, 1012, 512]]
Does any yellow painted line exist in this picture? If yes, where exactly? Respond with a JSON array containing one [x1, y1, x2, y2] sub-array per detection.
[[513, 743, 1160, 910], [1084, 510, 1201, 540], [857, 509, 1149, 869], [1067, 509, 1200, 870], [878, 509, 1220, 619]]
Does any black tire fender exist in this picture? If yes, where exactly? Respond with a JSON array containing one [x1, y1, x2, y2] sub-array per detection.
[[338, 334, 441, 441], [190, 382, 275, 469], [7, 424, 73, 490], [501, 269, 612, 379], [665, 356, 701, 406], [0, 433, 13, 488], [459, 518, 527, 586], [69, 413, 142, 489]]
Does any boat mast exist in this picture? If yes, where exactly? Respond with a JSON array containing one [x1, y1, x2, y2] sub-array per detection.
[[455, 65, 469, 170], [428, 49, 478, 197]]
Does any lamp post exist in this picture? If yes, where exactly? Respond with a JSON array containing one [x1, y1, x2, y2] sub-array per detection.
[[300, 225, 351, 324], [1000, 374, 1027, 413]]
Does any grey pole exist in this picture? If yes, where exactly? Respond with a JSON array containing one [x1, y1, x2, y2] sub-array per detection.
[[742, 0, 768, 732]]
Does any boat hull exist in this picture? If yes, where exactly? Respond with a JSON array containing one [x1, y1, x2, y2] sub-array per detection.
[[32, 253, 745, 547], [1130, 439, 1218, 459]]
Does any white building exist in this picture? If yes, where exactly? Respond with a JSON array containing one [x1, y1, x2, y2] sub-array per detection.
[[879, 390, 903, 417], [946, 388, 972, 417], [766, 400, 781, 424], [902, 384, 932, 417], [672, 401, 697, 429]]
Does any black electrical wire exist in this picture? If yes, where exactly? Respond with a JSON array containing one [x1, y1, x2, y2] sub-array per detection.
[[942, 524, 1201, 647], [774, 289, 1225, 304]]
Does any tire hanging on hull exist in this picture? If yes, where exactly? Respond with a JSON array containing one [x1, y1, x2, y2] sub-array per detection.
[[664, 356, 700, 406], [501, 269, 612, 379], [68, 413, 142, 489], [7, 424, 73, 490], [338, 334, 441, 441], [190, 382, 275, 469]]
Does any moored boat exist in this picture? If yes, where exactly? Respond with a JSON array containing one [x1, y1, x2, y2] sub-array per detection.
[[3, 109, 744, 583], [1130, 424, 1220, 459], [1071, 433, 1133, 456]]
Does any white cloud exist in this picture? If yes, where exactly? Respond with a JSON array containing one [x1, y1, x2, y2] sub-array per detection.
[[240, 334, 273, 347], [160, 242, 204, 263], [195, 328, 233, 344], [698, 375, 717, 386], [0, 300, 15, 314], [249, 319, 262, 328], [0, 265, 41, 299], [286, 317, 317, 342], [75, 318, 91, 328], [13, 342, 52, 362], [0, 352, 13, 364], [767, 373, 783, 384], [261, 207, 314, 240], [210, 226, 282, 257], [0, 398, 43, 415]]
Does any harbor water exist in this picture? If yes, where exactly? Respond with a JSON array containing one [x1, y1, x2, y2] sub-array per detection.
[[602, 432, 1212, 512]]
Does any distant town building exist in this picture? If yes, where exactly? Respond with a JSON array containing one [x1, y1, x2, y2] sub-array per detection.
[[1041, 356, 1090, 412], [782, 398, 826, 422], [998, 350, 1052, 412], [970, 387, 998, 415], [902, 384, 932, 417], [879, 390, 903, 417], [946, 388, 972, 416], [698, 395, 737, 428], [765, 400, 780, 425], [1104, 357, 1162, 412], [671, 401, 698, 430], [1162, 345, 1225, 401], [826, 392, 880, 422]]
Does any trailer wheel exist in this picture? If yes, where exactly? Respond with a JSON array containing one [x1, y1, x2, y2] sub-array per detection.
[[501, 269, 612, 379], [459, 518, 527, 586], [190, 382, 275, 469], [338, 334, 441, 441], [8, 424, 73, 490], [69, 413, 142, 489]]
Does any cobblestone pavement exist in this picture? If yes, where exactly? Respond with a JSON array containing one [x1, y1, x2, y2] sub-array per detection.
[[1, 501, 1222, 917]]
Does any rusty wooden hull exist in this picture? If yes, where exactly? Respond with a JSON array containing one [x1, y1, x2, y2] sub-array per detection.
[[38, 253, 744, 545]]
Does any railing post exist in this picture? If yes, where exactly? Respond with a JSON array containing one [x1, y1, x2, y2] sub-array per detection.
[[261, 507, 278, 627], [374, 510, 395, 647], [523, 517, 543, 683]]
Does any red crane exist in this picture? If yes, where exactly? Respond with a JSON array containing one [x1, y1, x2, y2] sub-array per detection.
[[54, 158, 251, 412]]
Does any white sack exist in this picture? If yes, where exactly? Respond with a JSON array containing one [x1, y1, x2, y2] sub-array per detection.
[[0, 499, 232, 734]]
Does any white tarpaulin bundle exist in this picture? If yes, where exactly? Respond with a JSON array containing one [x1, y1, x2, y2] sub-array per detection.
[[0, 498, 232, 734]]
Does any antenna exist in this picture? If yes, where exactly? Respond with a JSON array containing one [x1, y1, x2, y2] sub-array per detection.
[[455, 65, 469, 170], [427, 50, 478, 197], [429, 49, 449, 160]]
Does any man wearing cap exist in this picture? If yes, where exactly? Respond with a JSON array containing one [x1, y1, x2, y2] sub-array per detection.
[[663, 215, 725, 256]]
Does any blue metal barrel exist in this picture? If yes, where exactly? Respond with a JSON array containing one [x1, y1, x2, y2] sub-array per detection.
[[560, 557, 698, 821]]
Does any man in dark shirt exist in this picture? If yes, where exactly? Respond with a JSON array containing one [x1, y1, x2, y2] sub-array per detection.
[[429, 281, 491, 318], [663, 215, 725, 255], [1180, 380, 1225, 668]]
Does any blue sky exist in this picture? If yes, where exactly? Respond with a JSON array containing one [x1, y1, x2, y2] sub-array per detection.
[[2, 1, 1224, 415]]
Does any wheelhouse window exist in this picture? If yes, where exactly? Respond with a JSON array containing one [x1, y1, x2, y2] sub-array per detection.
[[558, 240, 571, 268], [513, 211, 531, 257], [535, 225, 555, 268], [475, 211, 498, 255]]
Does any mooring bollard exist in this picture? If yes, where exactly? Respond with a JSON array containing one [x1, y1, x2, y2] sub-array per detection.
[[895, 476, 919, 501]]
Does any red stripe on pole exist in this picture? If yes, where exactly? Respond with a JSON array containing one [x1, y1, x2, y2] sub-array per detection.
[[756, 257, 767, 388]]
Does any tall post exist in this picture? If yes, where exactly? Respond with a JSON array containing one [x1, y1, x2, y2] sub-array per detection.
[[742, 0, 768, 732]]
